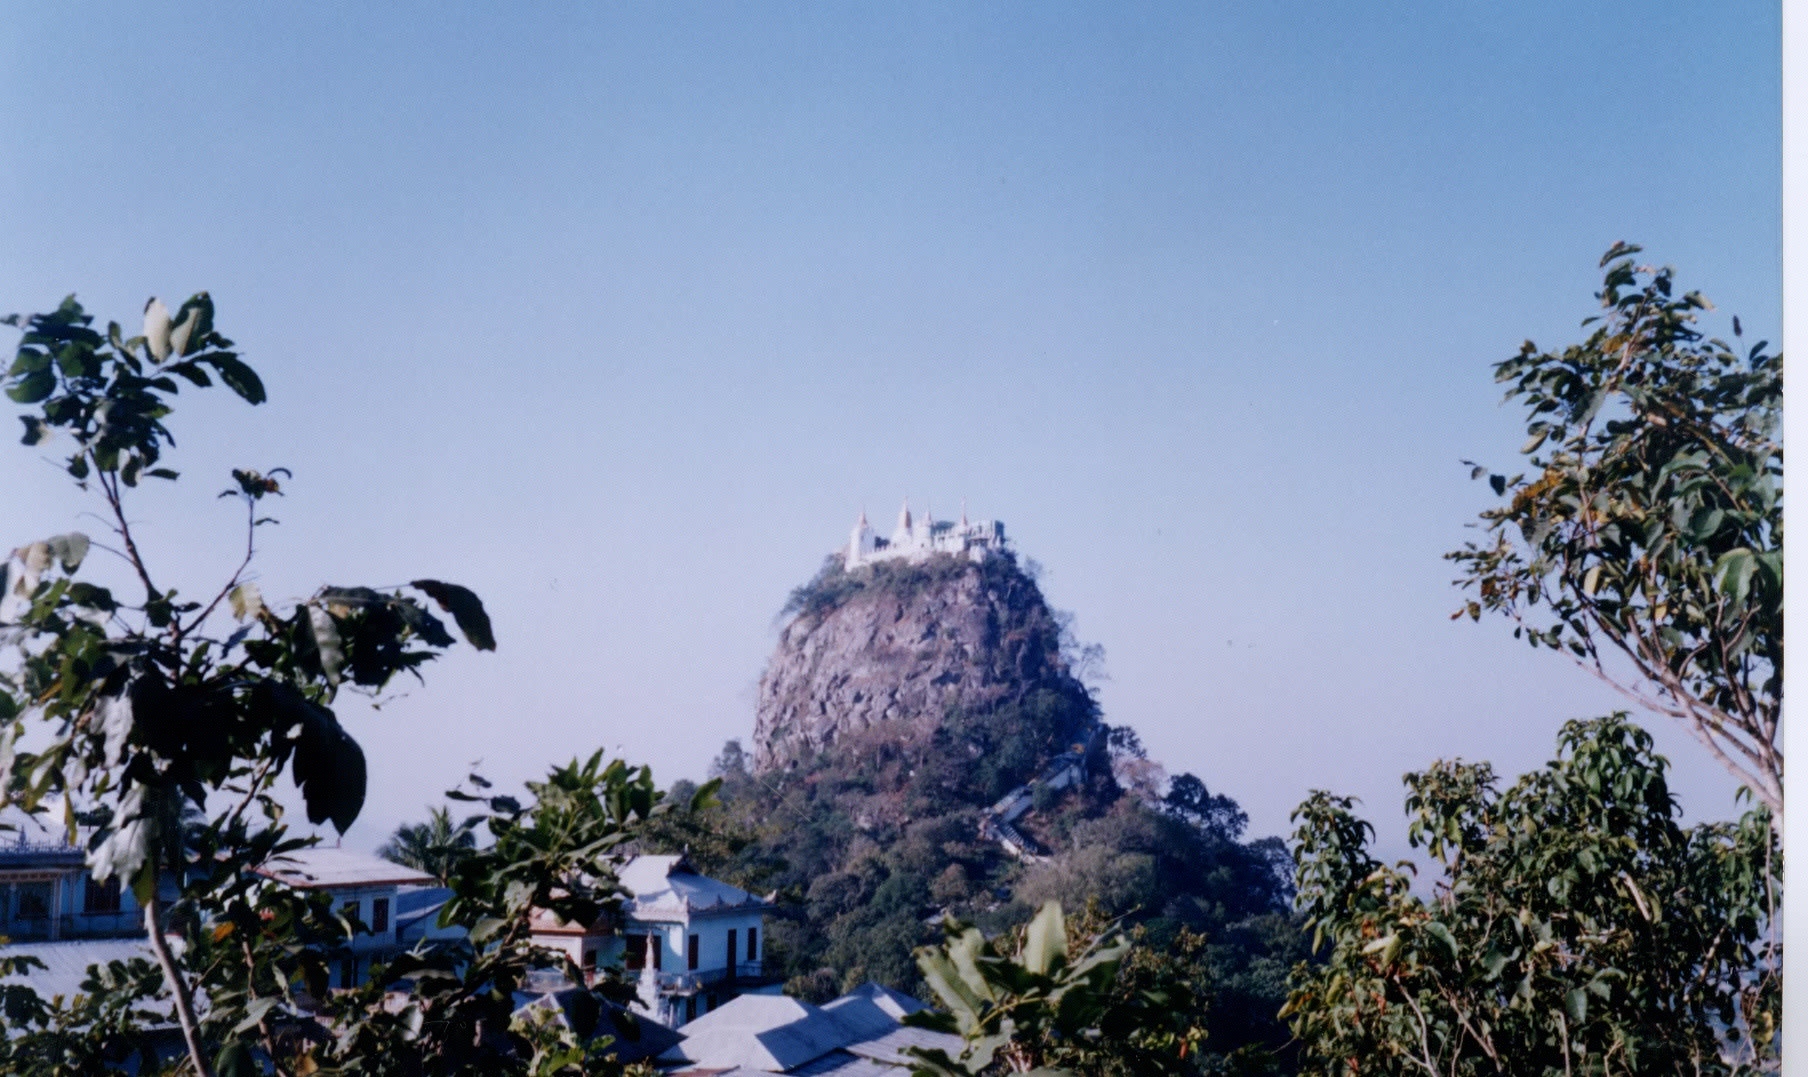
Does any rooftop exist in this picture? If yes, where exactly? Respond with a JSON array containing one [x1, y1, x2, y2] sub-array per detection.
[[661, 983, 958, 1073], [620, 855, 771, 920], [254, 847, 436, 890]]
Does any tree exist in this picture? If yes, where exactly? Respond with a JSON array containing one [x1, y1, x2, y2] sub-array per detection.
[[1448, 244, 1782, 814], [0, 295, 679, 1075], [379, 806, 478, 883], [904, 901, 1206, 1077], [1284, 715, 1780, 1077], [1163, 773, 1248, 842]]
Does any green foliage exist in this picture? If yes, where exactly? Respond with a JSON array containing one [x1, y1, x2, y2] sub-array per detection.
[[781, 552, 998, 623], [904, 901, 1205, 1076], [1448, 245, 1782, 813], [1285, 715, 1781, 1077], [379, 805, 478, 883], [0, 295, 665, 1076]]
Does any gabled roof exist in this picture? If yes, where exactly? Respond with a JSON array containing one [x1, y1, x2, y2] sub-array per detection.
[[823, 982, 925, 1028], [255, 848, 435, 890], [662, 995, 850, 1071], [660, 983, 954, 1073], [619, 855, 769, 921]]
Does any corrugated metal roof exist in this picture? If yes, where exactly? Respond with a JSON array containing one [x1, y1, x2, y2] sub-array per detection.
[[1, 938, 168, 1007], [787, 1049, 907, 1075], [619, 855, 770, 921], [659, 983, 948, 1073], [842, 1025, 963, 1066], [255, 848, 435, 889]]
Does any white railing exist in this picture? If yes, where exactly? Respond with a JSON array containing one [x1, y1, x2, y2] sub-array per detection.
[[644, 961, 768, 993]]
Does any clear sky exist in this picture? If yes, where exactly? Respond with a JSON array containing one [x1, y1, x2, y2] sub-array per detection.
[[1, 2, 1783, 861]]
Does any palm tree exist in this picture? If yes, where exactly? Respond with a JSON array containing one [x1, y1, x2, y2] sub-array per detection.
[[377, 807, 476, 883]]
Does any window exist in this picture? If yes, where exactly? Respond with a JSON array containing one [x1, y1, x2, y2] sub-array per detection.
[[371, 897, 389, 934], [84, 875, 122, 915], [651, 933, 662, 971], [748, 927, 758, 961], [340, 957, 358, 990], [687, 933, 699, 971], [16, 884, 50, 920], [727, 929, 738, 972], [584, 948, 598, 971]]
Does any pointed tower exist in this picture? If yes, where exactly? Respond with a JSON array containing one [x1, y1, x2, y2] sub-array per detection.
[[847, 508, 873, 571], [892, 498, 914, 550]]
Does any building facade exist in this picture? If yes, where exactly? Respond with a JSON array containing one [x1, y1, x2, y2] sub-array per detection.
[[254, 847, 438, 990], [609, 854, 777, 1026], [0, 807, 141, 942]]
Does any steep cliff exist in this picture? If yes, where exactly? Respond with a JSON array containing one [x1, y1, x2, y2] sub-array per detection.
[[753, 552, 1095, 775]]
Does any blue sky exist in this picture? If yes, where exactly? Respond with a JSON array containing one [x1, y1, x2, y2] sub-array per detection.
[[1, 2, 1783, 858]]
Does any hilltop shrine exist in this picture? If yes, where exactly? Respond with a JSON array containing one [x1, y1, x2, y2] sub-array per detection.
[[845, 500, 1006, 571]]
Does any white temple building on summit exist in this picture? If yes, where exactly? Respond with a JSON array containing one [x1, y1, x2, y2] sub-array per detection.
[[846, 500, 1006, 571]]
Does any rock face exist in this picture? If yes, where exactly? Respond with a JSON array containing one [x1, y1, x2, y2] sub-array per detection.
[[753, 553, 1093, 773]]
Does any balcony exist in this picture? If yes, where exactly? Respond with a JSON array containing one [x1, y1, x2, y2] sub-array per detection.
[[0, 909, 140, 941], [636, 961, 772, 995]]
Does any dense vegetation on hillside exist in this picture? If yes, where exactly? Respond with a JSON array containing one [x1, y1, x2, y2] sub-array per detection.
[[642, 554, 1307, 1072]]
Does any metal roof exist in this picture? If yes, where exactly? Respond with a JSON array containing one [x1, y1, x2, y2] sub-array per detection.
[[254, 848, 436, 889], [619, 855, 770, 921]]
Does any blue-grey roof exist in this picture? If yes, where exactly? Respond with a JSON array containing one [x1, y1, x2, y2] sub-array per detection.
[[0, 938, 166, 1010], [787, 1049, 910, 1075], [842, 1025, 964, 1067], [663, 994, 849, 1071], [395, 885, 452, 917], [619, 855, 770, 922], [660, 982, 948, 1073]]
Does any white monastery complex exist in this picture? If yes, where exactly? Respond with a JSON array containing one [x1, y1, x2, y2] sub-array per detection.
[[846, 499, 1006, 571]]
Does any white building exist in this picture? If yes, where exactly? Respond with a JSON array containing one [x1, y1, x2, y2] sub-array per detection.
[[609, 854, 777, 1026], [846, 501, 1006, 572], [255, 847, 438, 990]]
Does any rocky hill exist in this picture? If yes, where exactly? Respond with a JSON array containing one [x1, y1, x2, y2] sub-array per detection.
[[638, 544, 1304, 1070], [753, 552, 1096, 775]]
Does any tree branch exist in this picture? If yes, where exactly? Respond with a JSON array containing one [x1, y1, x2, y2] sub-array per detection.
[[144, 892, 214, 1077]]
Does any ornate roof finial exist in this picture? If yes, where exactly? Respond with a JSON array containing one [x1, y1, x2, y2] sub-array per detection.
[[897, 497, 912, 534], [960, 499, 969, 527]]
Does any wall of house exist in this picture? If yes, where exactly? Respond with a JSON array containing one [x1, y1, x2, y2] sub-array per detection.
[[1, 865, 142, 940], [631, 909, 765, 976]]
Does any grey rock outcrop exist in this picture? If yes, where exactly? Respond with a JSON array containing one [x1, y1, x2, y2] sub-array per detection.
[[753, 554, 1092, 773]]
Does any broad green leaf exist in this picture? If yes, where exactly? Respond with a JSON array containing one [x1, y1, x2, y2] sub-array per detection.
[[1023, 900, 1066, 977], [5, 367, 55, 403], [203, 352, 266, 404], [410, 579, 496, 650]]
